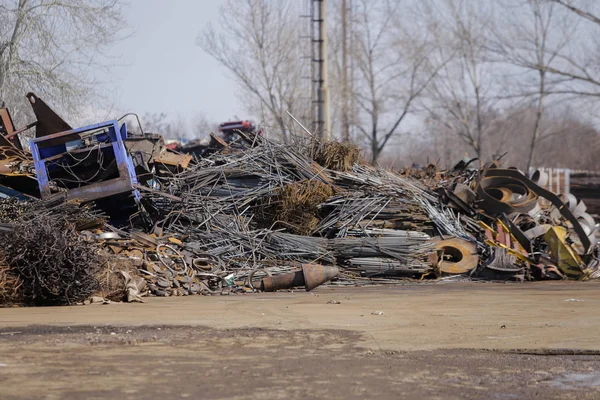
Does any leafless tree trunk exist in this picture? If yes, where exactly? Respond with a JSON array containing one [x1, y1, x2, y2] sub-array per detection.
[[198, 0, 308, 143], [490, 0, 574, 171], [420, 0, 499, 161], [351, 0, 446, 164], [526, 1, 552, 171]]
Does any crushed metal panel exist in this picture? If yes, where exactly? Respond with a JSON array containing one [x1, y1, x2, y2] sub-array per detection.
[[544, 226, 584, 279], [125, 135, 164, 168], [210, 133, 229, 148]]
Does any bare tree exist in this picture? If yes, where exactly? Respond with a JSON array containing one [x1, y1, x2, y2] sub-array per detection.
[[521, 0, 559, 171], [416, 0, 600, 170], [412, 103, 600, 170], [192, 112, 218, 139], [535, 108, 600, 170], [136, 112, 218, 141], [419, 0, 506, 161], [490, 0, 575, 170], [140, 112, 170, 135], [140, 112, 188, 140], [0, 0, 126, 123], [198, 0, 308, 143], [351, 0, 446, 164], [521, 0, 600, 98]]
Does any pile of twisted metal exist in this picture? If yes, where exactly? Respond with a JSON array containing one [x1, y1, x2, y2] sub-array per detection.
[[0, 93, 598, 305]]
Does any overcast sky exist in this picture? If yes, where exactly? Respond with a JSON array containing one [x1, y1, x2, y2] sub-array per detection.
[[106, 0, 239, 125]]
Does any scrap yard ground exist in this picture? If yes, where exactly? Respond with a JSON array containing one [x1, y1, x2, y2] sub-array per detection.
[[2, 282, 600, 399]]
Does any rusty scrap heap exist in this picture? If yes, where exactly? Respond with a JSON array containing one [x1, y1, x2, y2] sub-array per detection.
[[0, 93, 598, 306]]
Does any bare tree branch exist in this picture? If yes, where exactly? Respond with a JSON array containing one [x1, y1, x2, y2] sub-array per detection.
[[198, 0, 308, 143], [0, 0, 127, 123]]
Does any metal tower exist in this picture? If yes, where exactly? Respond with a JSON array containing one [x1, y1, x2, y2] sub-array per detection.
[[310, 0, 330, 140]]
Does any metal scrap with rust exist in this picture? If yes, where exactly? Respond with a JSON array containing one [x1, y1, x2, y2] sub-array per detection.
[[0, 91, 599, 306]]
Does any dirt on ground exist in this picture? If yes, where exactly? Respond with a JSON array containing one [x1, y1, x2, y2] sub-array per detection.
[[1, 282, 600, 399]]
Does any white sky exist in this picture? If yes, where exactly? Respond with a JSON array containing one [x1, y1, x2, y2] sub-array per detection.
[[106, 0, 240, 124]]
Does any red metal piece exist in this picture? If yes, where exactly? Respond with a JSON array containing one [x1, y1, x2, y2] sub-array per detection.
[[0, 108, 24, 150]]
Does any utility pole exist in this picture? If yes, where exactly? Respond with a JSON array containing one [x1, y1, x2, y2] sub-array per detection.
[[341, 0, 350, 142], [311, 0, 330, 140]]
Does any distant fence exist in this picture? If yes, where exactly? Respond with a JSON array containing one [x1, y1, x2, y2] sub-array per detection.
[[528, 167, 570, 196], [529, 168, 600, 216]]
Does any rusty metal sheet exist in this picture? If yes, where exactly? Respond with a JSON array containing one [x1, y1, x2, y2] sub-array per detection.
[[131, 231, 158, 248], [153, 151, 192, 169], [26, 92, 72, 138], [433, 237, 479, 274], [210, 133, 229, 148], [0, 109, 23, 150], [0, 109, 15, 136]]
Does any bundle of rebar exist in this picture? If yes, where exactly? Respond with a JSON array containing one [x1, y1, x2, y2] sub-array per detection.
[[312, 140, 361, 172], [139, 138, 465, 282], [330, 233, 433, 262]]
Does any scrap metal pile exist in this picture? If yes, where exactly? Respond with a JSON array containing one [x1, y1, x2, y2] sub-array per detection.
[[0, 93, 598, 305]]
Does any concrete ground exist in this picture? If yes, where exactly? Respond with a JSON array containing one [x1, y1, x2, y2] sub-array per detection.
[[1, 281, 600, 399]]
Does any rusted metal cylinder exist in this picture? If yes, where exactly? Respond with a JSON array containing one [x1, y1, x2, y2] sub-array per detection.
[[302, 264, 340, 291], [260, 264, 340, 292], [261, 270, 305, 292]]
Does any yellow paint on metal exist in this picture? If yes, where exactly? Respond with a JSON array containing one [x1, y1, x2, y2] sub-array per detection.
[[543, 226, 584, 278]]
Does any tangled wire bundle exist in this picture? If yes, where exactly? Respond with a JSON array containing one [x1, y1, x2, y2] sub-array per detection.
[[0, 264, 22, 305], [2, 216, 104, 305]]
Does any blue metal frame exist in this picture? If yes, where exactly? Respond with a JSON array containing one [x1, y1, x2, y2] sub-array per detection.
[[30, 120, 139, 202]]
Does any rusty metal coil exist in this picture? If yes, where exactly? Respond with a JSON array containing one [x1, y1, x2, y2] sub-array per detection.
[[433, 237, 479, 274], [477, 176, 538, 215]]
